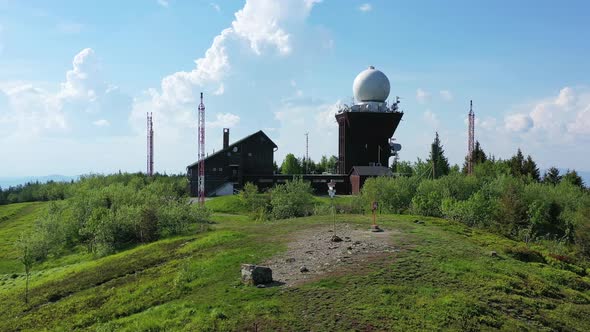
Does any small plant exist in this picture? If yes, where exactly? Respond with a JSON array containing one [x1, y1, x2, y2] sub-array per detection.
[[505, 246, 546, 263], [269, 178, 313, 220]]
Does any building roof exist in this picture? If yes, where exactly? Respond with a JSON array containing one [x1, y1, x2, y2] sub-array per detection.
[[349, 166, 393, 176], [187, 130, 277, 169]]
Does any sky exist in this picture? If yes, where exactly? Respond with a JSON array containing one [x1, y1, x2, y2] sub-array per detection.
[[1, 0, 589, 177]]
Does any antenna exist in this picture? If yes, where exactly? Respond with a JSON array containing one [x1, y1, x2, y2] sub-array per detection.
[[146, 112, 154, 176], [198, 92, 206, 206], [467, 100, 475, 175]]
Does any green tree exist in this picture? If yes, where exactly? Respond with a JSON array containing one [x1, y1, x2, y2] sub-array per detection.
[[463, 141, 488, 173], [509, 148, 525, 177], [427, 132, 450, 179], [562, 169, 584, 188], [280, 153, 302, 174], [522, 155, 541, 182], [543, 167, 562, 185], [16, 233, 46, 304], [270, 178, 313, 219], [393, 161, 414, 176]]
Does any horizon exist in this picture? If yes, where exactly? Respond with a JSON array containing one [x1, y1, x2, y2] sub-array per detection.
[[1, 0, 589, 177]]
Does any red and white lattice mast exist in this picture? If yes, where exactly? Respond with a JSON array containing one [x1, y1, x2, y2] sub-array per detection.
[[198, 92, 206, 206], [146, 112, 154, 176], [467, 100, 475, 175]]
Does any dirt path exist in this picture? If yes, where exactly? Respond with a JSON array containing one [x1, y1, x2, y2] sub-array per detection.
[[264, 223, 400, 287]]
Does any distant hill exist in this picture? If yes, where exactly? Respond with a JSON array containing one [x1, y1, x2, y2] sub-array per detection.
[[0, 175, 78, 189]]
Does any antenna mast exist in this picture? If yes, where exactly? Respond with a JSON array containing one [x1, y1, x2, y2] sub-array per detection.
[[198, 92, 206, 206], [147, 112, 154, 176], [467, 100, 475, 175]]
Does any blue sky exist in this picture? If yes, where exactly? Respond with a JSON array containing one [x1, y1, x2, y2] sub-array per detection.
[[1, 0, 589, 177]]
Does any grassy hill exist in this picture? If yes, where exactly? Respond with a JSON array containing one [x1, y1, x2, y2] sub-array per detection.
[[1, 199, 589, 331]]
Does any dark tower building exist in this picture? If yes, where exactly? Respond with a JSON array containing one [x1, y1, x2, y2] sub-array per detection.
[[336, 66, 403, 174]]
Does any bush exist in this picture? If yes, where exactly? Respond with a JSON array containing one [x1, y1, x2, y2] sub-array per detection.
[[270, 178, 313, 219], [441, 191, 498, 227], [361, 176, 420, 213], [505, 246, 546, 263], [239, 183, 270, 214], [574, 208, 590, 258]]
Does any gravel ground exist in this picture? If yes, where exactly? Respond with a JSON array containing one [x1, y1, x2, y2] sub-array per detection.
[[264, 223, 399, 287]]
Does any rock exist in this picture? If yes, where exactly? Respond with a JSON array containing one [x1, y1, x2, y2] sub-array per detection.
[[353, 241, 361, 245], [331, 235, 343, 242], [346, 246, 353, 250], [241, 264, 273, 286], [256, 284, 266, 288], [370, 225, 384, 232], [490, 251, 498, 257], [286, 258, 296, 263], [300, 266, 309, 273], [414, 220, 425, 225], [330, 235, 342, 242]]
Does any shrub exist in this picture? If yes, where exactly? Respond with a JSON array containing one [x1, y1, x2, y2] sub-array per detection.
[[441, 191, 498, 227], [270, 178, 313, 219], [505, 246, 546, 263], [361, 176, 420, 213], [239, 182, 270, 214]]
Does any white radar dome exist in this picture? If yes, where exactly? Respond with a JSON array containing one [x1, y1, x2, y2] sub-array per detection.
[[352, 66, 390, 103]]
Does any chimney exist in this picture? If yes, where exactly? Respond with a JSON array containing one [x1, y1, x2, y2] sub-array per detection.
[[223, 128, 230, 149]]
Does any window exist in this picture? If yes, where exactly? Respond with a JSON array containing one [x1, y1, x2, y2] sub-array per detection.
[[248, 152, 252, 157], [219, 167, 223, 172]]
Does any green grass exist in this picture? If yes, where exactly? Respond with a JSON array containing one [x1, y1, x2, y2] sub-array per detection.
[[0, 202, 47, 274], [0, 198, 589, 331], [205, 195, 248, 213]]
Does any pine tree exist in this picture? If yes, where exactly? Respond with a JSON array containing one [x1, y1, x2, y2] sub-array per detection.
[[509, 148, 525, 177], [562, 169, 584, 188], [522, 155, 540, 182], [428, 132, 450, 179], [462, 140, 488, 173], [543, 167, 561, 185]]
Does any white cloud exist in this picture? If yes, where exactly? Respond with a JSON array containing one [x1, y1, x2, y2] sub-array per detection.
[[568, 105, 590, 135], [132, 0, 320, 133], [157, 0, 169, 7], [207, 112, 240, 128], [504, 113, 533, 133], [359, 3, 372, 12], [93, 119, 110, 127], [439, 90, 453, 102], [210, 2, 221, 12], [59, 48, 103, 102], [423, 110, 439, 129], [0, 48, 129, 139], [416, 88, 430, 103]]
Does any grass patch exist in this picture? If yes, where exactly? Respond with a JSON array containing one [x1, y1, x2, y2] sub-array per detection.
[[0, 202, 589, 330]]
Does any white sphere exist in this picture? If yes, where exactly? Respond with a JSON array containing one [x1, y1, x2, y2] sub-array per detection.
[[352, 66, 390, 103]]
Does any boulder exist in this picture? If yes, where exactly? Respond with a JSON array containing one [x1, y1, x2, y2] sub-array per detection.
[[331, 235, 343, 242], [241, 264, 273, 286]]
